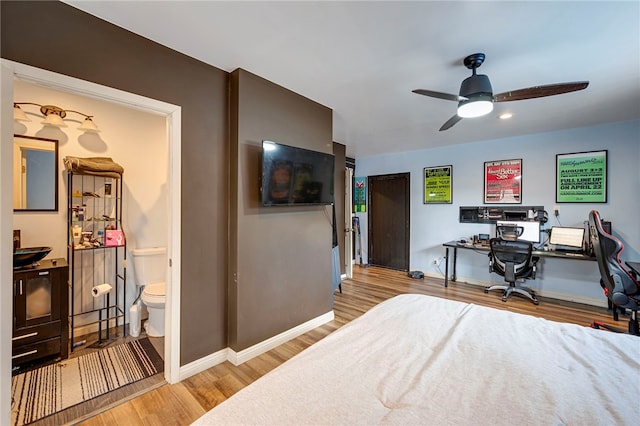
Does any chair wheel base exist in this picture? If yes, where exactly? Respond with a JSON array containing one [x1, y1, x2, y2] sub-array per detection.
[[485, 285, 538, 305]]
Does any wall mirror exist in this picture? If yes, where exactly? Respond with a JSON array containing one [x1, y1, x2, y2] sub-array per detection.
[[13, 134, 59, 211]]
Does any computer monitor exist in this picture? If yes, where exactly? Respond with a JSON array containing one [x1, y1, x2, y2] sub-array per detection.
[[549, 226, 585, 248], [495, 220, 540, 243]]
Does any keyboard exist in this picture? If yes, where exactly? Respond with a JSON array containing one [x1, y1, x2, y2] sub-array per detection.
[[553, 248, 584, 254]]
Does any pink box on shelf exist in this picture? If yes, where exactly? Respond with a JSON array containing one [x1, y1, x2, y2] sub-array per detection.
[[105, 229, 125, 247]]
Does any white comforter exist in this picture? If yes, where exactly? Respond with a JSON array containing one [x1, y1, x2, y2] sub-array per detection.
[[194, 294, 639, 425]]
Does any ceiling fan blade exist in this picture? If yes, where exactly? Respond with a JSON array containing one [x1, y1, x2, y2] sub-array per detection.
[[494, 81, 589, 102], [439, 114, 463, 131], [413, 89, 468, 102]]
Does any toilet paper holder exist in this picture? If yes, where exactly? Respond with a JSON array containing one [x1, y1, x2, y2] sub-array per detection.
[[88, 283, 118, 348]]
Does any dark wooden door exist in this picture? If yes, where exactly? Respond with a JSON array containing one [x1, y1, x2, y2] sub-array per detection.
[[367, 173, 410, 271]]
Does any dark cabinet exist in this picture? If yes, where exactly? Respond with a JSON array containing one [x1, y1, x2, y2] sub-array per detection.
[[12, 258, 69, 367]]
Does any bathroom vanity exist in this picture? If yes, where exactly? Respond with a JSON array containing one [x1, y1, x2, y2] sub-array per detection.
[[12, 258, 69, 367]]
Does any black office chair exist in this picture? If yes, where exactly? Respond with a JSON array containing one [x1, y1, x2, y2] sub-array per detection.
[[588, 210, 639, 335], [485, 238, 539, 305]]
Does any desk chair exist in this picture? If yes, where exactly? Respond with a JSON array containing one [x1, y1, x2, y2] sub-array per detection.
[[588, 210, 639, 335], [485, 238, 539, 305]]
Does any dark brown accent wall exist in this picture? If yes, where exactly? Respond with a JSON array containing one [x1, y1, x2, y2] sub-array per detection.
[[229, 69, 334, 350], [1, 1, 228, 365], [2, 1, 342, 364]]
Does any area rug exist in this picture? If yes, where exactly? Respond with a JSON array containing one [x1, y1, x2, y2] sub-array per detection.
[[10, 338, 163, 426]]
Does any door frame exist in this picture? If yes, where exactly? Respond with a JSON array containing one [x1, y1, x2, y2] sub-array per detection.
[[367, 172, 410, 271], [0, 60, 182, 390]]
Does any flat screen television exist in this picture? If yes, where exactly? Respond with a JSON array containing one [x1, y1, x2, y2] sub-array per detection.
[[261, 140, 335, 206]]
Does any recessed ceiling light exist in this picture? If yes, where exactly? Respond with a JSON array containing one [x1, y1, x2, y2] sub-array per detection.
[[499, 113, 513, 120]]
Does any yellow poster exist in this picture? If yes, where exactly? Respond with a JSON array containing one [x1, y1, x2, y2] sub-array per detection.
[[424, 165, 452, 204]]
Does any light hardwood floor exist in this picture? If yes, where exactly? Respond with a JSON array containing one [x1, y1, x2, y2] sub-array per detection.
[[78, 265, 618, 425]]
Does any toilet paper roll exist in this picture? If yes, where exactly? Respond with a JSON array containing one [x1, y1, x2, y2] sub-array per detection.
[[92, 283, 113, 298]]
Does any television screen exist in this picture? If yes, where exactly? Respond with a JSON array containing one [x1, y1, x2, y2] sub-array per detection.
[[261, 141, 335, 206]]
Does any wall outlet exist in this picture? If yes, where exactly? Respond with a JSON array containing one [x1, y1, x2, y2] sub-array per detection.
[[553, 205, 560, 216], [432, 257, 440, 266]]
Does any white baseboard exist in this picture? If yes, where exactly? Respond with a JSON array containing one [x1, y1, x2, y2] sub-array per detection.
[[423, 270, 608, 308], [227, 310, 334, 366], [178, 347, 229, 382], [177, 310, 335, 380]]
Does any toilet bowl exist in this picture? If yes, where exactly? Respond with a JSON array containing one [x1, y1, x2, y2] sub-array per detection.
[[141, 282, 166, 337], [132, 247, 166, 337]]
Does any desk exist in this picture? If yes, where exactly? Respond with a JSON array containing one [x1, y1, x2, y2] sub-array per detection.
[[442, 240, 595, 287]]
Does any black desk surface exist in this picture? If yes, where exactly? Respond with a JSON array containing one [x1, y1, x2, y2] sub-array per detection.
[[443, 240, 595, 261]]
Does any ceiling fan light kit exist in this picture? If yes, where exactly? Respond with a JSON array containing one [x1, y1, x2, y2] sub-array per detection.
[[413, 52, 589, 131], [458, 95, 493, 118]]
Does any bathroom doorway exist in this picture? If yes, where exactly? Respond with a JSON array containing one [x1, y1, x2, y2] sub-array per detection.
[[1, 60, 182, 388]]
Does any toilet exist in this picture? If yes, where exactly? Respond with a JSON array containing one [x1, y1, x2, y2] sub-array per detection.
[[131, 247, 167, 337]]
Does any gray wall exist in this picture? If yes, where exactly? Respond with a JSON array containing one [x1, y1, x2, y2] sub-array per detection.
[[229, 69, 334, 350], [356, 121, 639, 305]]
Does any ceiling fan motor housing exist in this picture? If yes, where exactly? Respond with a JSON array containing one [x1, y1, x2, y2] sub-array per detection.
[[458, 74, 494, 118], [459, 74, 493, 98]]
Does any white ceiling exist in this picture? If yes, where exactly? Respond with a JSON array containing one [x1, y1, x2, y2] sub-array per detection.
[[65, 1, 640, 158]]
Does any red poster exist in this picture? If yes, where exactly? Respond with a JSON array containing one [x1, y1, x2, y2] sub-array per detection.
[[484, 159, 522, 204]]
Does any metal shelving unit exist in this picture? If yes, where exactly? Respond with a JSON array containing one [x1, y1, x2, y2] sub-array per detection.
[[67, 171, 126, 350]]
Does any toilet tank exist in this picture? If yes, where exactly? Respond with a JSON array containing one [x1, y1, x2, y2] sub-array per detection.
[[131, 247, 167, 286]]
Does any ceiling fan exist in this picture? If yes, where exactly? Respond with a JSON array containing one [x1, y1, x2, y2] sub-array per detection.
[[412, 53, 589, 131]]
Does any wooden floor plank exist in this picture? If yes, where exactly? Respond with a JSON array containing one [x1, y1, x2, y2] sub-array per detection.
[[79, 266, 622, 425]]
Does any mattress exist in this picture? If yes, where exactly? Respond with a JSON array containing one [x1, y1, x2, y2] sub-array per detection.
[[193, 294, 639, 425]]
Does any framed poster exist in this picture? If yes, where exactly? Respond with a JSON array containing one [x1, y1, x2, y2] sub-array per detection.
[[354, 177, 366, 212], [484, 159, 522, 204], [424, 165, 452, 204], [556, 150, 607, 203]]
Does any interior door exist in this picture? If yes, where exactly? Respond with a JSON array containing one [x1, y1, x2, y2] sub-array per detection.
[[344, 167, 354, 278], [367, 173, 410, 271]]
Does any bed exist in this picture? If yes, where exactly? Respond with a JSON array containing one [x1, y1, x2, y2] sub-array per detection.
[[193, 294, 639, 425]]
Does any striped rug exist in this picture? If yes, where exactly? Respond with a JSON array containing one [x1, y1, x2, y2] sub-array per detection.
[[11, 338, 163, 426]]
